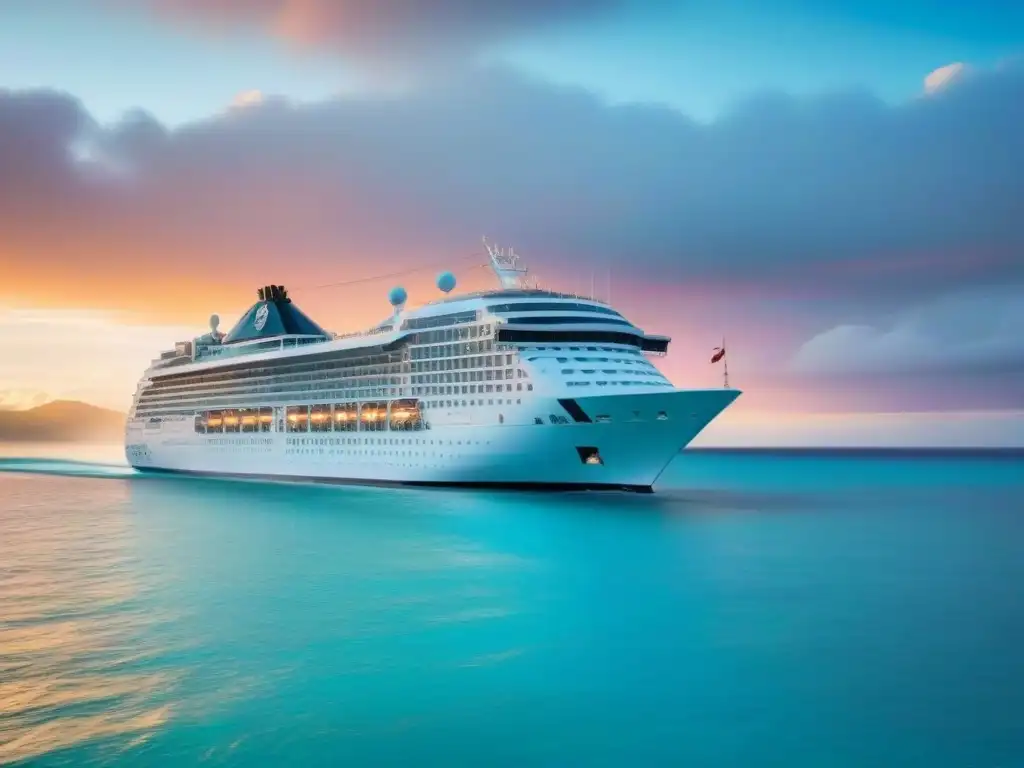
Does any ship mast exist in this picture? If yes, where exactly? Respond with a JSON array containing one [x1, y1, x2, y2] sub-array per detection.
[[722, 336, 729, 389], [483, 236, 529, 290]]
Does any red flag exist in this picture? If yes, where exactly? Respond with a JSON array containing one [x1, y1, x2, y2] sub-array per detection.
[[710, 347, 725, 364]]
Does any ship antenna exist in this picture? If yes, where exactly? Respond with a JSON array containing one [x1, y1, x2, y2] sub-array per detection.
[[483, 235, 529, 290]]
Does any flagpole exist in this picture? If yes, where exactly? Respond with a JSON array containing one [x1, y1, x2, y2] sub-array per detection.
[[722, 336, 729, 389]]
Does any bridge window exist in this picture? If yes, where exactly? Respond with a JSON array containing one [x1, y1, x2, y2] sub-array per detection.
[[502, 316, 634, 328], [497, 329, 647, 348], [488, 302, 623, 317]]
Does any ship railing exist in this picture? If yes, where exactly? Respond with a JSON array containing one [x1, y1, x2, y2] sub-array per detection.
[[333, 326, 396, 341], [422, 289, 611, 307]]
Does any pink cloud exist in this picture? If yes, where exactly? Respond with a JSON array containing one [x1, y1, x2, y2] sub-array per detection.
[[3, 60, 1024, 416], [125, 0, 619, 67], [924, 62, 967, 94]]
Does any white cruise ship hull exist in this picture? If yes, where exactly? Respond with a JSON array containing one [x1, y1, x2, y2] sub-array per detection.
[[126, 389, 739, 493]]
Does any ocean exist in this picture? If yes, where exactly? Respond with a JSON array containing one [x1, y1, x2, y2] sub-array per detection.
[[1, 445, 1022, 767]]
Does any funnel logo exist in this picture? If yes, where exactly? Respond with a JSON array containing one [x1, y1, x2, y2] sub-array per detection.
[[254, 304, 269, 331]]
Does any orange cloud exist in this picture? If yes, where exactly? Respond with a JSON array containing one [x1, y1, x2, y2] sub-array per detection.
[[126, 0, 619, 66], [4, 62, 1024, 418], [230, 89, 266, 109]]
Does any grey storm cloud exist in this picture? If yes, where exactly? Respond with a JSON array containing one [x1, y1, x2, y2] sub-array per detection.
[[2, 61, 1023, 303], [118, 0, 622, 67], [791, 287, 1024, 376]]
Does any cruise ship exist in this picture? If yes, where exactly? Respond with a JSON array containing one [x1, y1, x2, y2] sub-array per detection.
[[126, 243, 740, 492]]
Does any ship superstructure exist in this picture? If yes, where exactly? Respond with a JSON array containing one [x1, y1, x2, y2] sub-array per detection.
[[125, 242, 740, 492]]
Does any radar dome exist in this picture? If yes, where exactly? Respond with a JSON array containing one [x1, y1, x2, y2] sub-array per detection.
[[388, 286, 408, 306], [436, 271, 457, 293]]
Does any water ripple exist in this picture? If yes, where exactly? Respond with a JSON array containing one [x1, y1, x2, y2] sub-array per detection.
[[0, 474, 179, 765], [2, 449, 1022, 767]]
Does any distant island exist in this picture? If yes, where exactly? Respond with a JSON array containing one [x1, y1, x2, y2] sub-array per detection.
[[0, 401, 126, 443]]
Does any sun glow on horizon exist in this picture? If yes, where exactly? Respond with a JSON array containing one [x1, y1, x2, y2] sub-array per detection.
[[2, 301, 1020, 447]]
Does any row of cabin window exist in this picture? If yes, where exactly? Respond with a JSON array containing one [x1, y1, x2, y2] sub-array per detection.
[[194, 407, 274, 434], [146, 360, 408, 395], [200, 337, 324, 360], [565, 356, 654, 366], [405, 322, 491, 341], [401, 312, 478, 331], [156, 337, 558, 395], [560, 368, 665, 377], [156, 337, 646, 399], [285, 403, 422, 433], [139, 388, 408, 416], [138, 381, 536, 418], [144, 364, 526, 408], [412, 383, 531, 397], [529, 355, 650, 365], [193, 402, 424, 434], [487, 302, 623, 317], [564, 380, 672, 388], [420, 398, 522, 409], [520, 345, 642, 352], [413, 368, 516, 384], [139, 375, 408, 405], [411, 359, 519, 375], [501, 316, 635, 329], [148, 351, 406, 391], [153, 357, 406, 391], [142, 388, 400, 414], [413, 412, 564, 425], [412, 345, 503, 362]]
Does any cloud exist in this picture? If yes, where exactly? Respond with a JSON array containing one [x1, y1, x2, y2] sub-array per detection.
[[126, 0, 620, 68], [230, 89, 265, 109], [791, 289, 1024, 376], [924, 62, 967, 94], [4, 61, 1023, 304], [694, 408, 1024, 448], [3, 61, 1024, 414]]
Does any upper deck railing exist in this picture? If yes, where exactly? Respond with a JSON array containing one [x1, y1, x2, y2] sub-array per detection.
[[421, 288, 611, 308]]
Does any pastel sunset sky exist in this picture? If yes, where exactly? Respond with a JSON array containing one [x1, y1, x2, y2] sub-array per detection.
[[1, 0, 1022, 445]]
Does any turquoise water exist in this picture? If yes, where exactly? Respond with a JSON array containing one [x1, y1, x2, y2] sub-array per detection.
[[1, 448, 1022, 767]]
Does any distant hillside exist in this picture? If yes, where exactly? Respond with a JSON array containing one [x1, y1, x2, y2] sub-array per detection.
[[0, 401, 126, 443]]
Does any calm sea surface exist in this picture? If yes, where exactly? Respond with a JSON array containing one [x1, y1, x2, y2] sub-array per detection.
[[1, 444, 1022, 767]]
